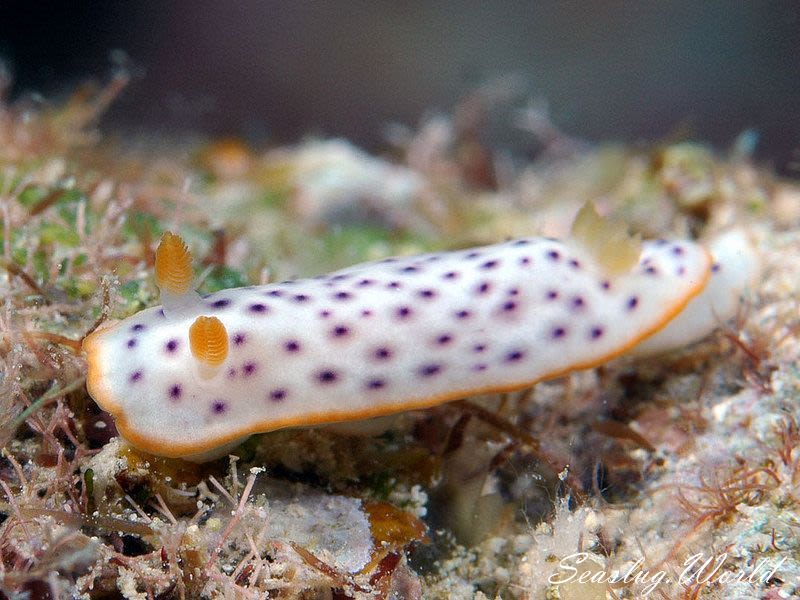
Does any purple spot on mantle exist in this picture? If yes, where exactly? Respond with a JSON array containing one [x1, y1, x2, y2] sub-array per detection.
[[475, 282, 491, 295], [126, 338, 137, 349], [627, 296, 639, 310], [374, 347, 392, 360], [211, 299, 231, 309], [293, 294, 310, 303], [331, 325, 350, 338], [590, 326, 604, 339], [455, 309, 471, 319], [129, 370, 142, 383], [131, 323, 145, 332], [249, 303, 269, 313], [418, 289, 437, 299], [333, 291, 352, 301], [211, 400, 227, 414], [366, 378, 386, 390], [165, 339, 179, 353], [169, 384, 182, 401], [552, 327, 567, 339], [285, 340, 301, 352], [316, 369, 338, 384], [269, 389, 286, 402], [395, 306, 412, 319], [418, 364, 442, 377], [232, 333, 246, 346], [546, 249, 561, 261], [505, 350, 525, 362], [570, 296, 586, 310], [242, 362, 257, 376]]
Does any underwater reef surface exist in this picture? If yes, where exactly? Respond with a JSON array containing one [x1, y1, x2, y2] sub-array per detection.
[[0, 77, 799, 599]]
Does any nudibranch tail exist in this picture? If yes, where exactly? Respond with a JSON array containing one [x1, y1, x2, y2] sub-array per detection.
[[189, 316, 229, 366], [631, 229, 761, 356]]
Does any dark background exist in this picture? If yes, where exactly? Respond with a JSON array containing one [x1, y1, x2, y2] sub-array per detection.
[[1, 2, 799, 173]]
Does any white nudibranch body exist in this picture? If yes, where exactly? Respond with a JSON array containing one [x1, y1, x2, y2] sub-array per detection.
[[83, 206, 755, 460], [631, 229, 760, 355]]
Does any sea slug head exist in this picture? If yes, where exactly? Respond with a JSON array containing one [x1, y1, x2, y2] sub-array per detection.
[[83, 232, 248, 459]]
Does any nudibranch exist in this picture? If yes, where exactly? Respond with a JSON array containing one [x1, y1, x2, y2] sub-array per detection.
[[85, 204, 723, 460]]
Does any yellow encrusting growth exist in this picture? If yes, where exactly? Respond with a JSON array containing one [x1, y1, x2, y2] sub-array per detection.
[[155, 231, 194, 295], [189, 316, 229, 366], [571, 202, 642, 277]]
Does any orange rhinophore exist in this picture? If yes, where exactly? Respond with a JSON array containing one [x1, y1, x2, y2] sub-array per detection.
[[189, 316, 229, 366], [155, 231, 194, 296]]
